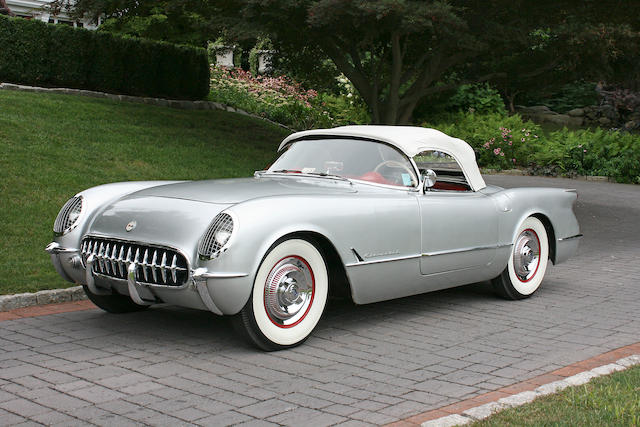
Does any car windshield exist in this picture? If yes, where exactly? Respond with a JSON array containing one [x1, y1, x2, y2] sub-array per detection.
[[267, 138, 418, 188]]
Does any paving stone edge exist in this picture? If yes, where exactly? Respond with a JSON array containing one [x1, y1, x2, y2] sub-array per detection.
[[0, 286, 86, 311], [0, 82, 294, 132], [420, 354, 640, 427]]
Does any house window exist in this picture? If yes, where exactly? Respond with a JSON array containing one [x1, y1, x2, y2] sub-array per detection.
[[59, 20, 73, 26], [76, 22, 83, 28]]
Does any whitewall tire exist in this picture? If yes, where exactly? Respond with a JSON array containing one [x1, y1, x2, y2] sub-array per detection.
[[492, 216, 549, 300], [235, 238, 328, 351]]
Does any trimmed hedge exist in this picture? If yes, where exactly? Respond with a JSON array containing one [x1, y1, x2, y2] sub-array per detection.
[[0, 15, 209, 100]]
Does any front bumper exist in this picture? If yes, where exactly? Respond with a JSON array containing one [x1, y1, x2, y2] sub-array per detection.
[[46, 242, 252, 316]]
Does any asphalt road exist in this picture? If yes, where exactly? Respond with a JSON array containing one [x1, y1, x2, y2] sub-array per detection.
[[1, 175, 639, 426]]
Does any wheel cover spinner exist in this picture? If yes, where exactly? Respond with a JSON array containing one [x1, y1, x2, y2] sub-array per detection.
[[513, 228, 541, 282], [264, 255, 315, 328]]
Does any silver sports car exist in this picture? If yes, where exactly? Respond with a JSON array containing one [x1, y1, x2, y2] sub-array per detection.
[[47, 126, 581, 350]]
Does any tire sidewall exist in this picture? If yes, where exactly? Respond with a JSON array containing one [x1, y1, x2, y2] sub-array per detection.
[[251, 239, 328, 347], [507, 217, 549, 296]]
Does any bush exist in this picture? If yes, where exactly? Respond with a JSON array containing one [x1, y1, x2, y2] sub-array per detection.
[[425, 113, 541, 169], [424, 112, 640, 183], [0, 15, 209, 100], [534, 128, 640, 183], [446, 83, 506, 115], [528, 81, 599, 113]]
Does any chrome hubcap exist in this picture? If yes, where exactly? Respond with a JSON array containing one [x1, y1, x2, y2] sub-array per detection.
[[264, 256, 314, 327], [513, 229, 540, 282]]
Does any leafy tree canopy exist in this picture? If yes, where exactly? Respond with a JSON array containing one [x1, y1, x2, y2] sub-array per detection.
[[54, 0, 640, 123]]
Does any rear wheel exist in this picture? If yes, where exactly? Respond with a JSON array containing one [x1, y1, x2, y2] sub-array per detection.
[[234, 239, 328, 351], [492, 216, 549, 300], [83, 285, 150, 313]]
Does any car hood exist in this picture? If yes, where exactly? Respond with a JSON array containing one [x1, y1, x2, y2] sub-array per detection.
[[123, 176, 357, 204]]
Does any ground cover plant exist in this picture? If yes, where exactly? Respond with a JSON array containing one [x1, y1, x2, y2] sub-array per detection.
[[470, 365, 640, 426], [426, 112, 640, 183], [0, 90, 288, 295], [208, 65, 368, 130]]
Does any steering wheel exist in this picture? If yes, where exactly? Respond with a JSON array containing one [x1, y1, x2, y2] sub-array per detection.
[[373, 160, 415, 184]]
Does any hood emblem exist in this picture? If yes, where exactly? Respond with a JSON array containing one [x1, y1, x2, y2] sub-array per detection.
[[125, 220, 137, 232]]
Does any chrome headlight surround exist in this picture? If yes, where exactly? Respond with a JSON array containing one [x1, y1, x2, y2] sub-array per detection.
[[53, 196, 84, 236], [198, 211, 237, 260]]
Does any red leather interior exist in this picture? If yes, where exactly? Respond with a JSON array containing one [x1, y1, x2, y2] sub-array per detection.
[[357, 171, 394, 185], [432, 181, 468, 191]]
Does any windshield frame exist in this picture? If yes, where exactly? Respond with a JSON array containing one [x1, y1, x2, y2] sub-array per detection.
[[265, 136, 422, 191]]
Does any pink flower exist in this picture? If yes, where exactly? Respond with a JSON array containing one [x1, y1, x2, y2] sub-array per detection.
[[583, 149, 587, 153], [483, 142, 491, 148], [500, 152, 505, 156], [509, 142, 513, 146], [521, 138, 525, 142], [493, 148, 501, 155], [512, 158, 516, 163]]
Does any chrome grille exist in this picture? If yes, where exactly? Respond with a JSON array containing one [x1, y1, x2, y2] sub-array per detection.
[[198, 213, 234, 259], [54, 196, 83, 234], [81, 237, 189, 286]]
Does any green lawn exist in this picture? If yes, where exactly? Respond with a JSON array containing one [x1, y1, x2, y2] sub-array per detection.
[[471, 365, 640, 426], [0, 90, 289, 295]]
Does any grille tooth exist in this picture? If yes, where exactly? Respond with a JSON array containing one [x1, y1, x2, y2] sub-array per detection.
[[105, 243, 112, 275], [81, 237, 188, 287], [97, 242, 105, 273], [151, 250, 158, 283], [142, 249, 149, 282], [118, 245, 125, 278], [111, 245, 119, 277], [171, 255, 178, 284], [160, 252, 167, 284], [198, 213, 234, 259]]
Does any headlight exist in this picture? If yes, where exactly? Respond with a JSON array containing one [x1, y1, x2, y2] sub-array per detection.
[[53, 196, 83, 235], [198, 212, 235, 260]]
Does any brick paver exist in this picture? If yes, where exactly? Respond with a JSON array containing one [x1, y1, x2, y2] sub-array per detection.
[[1, 175, 639, 426]]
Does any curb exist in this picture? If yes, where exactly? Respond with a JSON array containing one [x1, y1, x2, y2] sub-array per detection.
[[0, 286, 86, 312], [481, 168, 613, 182], [388, 341, 640, 427], [420, 355, 640, 427], [0, 82, 294, 132]]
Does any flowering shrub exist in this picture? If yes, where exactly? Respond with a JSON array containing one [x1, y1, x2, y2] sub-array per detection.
[[209, 65, 332, 130], [425, 113, 543, 169], [478, 126, 538, 169]]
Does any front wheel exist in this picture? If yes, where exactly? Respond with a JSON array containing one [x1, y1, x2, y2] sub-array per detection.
[[492, 217, 549, 300], [234, 239, 328, 351]]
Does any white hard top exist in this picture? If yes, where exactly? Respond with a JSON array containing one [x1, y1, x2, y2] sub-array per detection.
[[280, 125, 486, 191]]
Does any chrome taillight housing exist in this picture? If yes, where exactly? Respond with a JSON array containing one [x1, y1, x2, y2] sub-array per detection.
[[54, 196, 83, 235], [198, 212, 235, 260]]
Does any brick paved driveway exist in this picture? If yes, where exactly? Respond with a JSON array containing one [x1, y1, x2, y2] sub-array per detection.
[[1, 176, 639, 426]]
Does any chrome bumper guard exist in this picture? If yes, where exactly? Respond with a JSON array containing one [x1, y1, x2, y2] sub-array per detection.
[[192, 268, 249, 316]]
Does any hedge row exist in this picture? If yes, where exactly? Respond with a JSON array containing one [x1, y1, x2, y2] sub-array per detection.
[[0, 16, 209, 100]]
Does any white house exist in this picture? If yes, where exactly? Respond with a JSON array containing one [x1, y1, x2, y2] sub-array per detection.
[[3, 0, 99, 29]]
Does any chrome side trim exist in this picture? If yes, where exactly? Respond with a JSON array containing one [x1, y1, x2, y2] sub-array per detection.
[[421, 243, 512, 257], [45, 242, 78, 254], [192, 268, 249, 280], [127, 263, 151, 306], [558, 233, 583, 241], [85, 254, 110, 295], [345, 253, 421, 268]]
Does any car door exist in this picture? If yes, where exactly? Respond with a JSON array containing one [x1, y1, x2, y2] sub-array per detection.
[[413, 150, 499, 276], [418, 191, 499, 275]]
